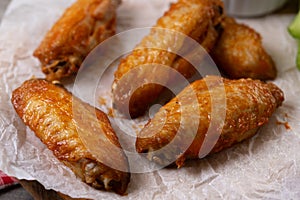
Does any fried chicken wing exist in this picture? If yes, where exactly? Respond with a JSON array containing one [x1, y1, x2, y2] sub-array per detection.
[[112, 0, 224, 118], [33, 0, 121, 81], [211, 17, 277, 80], [170, 21, 221, 79], [136, 76, 284, 168], [11, 79, 130, 195]]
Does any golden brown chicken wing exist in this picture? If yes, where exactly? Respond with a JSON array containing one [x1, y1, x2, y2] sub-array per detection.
[[33, 0, 121, 81], [136, 76, 284, 168], [112, 0, 224, 118], [211, 17, 277, 80], [11, 79, 130, 195]]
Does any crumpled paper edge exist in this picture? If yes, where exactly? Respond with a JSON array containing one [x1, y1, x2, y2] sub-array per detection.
[[0, 0, 300, 199]]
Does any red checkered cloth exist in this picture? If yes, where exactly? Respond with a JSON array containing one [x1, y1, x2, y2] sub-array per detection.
[[0, 170, 18, 190]]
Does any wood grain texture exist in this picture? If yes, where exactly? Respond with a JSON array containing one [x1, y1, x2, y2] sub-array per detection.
[[19, 180, 89, 200]]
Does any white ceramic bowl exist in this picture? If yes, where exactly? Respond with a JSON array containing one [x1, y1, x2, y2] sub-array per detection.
[[223, 0, 288, 17]]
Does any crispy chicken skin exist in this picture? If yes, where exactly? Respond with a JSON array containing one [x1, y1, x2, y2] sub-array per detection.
[[136, 76, 284, 168], [211, 17, 277, 80], [11, 79, 130, 195], [33, 0, 121, 81], [112, 0, 224, 118]]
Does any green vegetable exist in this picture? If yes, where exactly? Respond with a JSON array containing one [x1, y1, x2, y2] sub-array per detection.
[[288, 10, 300, 70], [297, 41, 300, 70], [288, 11, 300, 38]]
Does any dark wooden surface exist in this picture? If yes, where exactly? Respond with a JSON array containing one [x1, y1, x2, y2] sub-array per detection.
[[19, 180, 88, 200], [277, 0, 298, 14], [19, 180, 64, 200]]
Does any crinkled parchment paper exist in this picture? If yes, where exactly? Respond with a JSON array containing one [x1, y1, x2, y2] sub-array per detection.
[[1, 0, 300, 199]]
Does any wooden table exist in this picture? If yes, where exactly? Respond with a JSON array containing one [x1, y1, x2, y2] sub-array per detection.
[[19, 180, 87, 200]]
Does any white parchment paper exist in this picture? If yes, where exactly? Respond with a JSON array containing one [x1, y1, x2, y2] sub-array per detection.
[[1, 0, 300, 199]]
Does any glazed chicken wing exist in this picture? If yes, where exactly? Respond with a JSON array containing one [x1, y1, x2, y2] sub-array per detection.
[[33, 0, 121, 81], [112, 0, 224, 118], [11, 79, 130, 195], [211, 17, 277, 80], [136, 76, 284, 168]]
